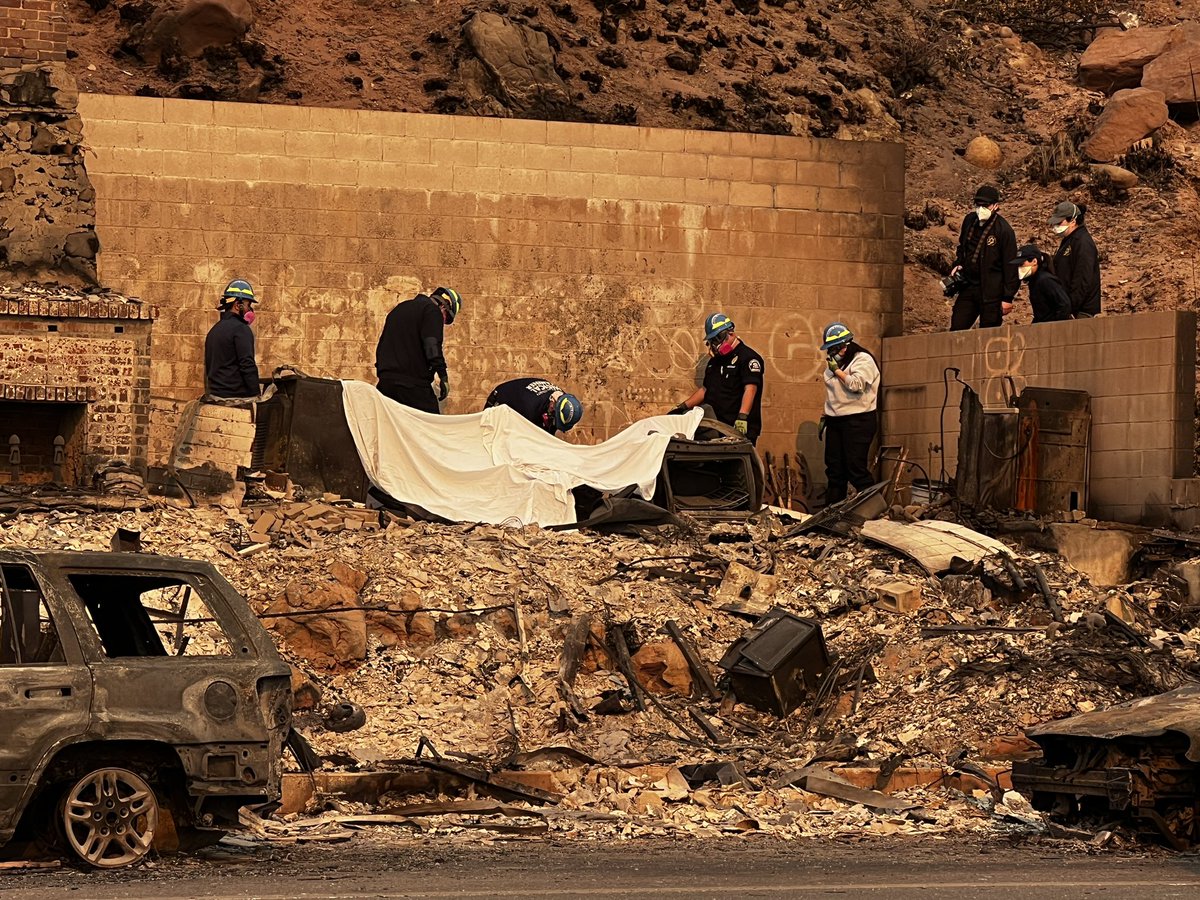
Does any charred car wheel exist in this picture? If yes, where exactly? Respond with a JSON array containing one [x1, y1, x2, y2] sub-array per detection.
[[60, 767, 159, 868]]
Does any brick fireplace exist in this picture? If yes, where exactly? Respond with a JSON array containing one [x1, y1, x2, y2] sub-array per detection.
[[0, 291, 156, 486]]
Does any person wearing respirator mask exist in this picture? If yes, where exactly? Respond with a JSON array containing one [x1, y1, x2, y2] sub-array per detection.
[[204, 278, 261, 399], [817, 322, 880, 506], [1011, 244, 1071, 323], [947, 184, 1019, 331], [1048, 200, 1101, 318], [669, 313, 764, 444]]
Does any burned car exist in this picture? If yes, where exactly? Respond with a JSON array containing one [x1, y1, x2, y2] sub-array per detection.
[[0, 549, 292, 868], [1012, 685, 1200, 848]]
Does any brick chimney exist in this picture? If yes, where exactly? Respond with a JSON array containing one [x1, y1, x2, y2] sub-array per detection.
[[0, 0, 68, 67]]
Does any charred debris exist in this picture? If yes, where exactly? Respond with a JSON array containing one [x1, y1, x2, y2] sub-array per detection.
[[5, 470, 1200, 855]]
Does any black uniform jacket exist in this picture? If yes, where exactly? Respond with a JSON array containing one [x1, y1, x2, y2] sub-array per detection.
[[375, 295, 447, 389], [204, 312, 259, 397], [485, 378, 559, 432], [1053, 224, 1101, 317], [955, 211, 1019, 303], [702, 340, 764, 441]]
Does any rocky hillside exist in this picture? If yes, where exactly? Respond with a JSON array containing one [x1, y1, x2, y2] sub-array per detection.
[[61, 0, 1200, 333]]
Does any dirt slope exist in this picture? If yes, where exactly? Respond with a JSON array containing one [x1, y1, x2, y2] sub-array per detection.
[[60, 0, 1200, 334]]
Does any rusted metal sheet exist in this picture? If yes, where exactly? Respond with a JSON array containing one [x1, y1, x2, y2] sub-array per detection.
[[1026, 684, 1200, 762], [859, 519, 1014, 575], [955, 385, 1018, 511], [1016, 389, 1090, 516], [1015, 686, 1200, 848], [253, 374, 370, 503]]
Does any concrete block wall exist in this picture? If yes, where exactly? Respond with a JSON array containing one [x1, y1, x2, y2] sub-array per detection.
[[0, 299, 156, 473], [172, 403, 255, 497], [0, 0, 66, 65], [76, 94, 904, 476], [881, 311, 1196, 525]]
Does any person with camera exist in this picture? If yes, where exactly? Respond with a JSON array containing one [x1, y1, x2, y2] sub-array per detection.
[[946, 184, 1019, 331]]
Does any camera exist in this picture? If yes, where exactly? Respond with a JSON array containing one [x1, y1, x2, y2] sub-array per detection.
[[940, 270, 967, 297]]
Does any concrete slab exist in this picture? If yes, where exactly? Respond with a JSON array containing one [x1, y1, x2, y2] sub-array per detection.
[[1049, 523, 1144, 586]]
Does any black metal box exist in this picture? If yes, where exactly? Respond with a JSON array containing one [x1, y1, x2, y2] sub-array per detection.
[[718, 607, 830, 716]]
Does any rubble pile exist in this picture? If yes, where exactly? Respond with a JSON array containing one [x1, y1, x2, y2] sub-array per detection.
[[4, 499, 1200, 843]]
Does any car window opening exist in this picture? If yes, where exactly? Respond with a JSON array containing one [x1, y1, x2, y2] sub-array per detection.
[[67, 573, 234, 658], [0, 564, 66, 666]]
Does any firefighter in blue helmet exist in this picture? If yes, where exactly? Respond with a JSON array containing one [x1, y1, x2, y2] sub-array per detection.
[[484, 378, 584, 435], [819, 322, 880, 505], [670, 313, 764, 444], [204, 279, 260, 398], [375, 286, 462, 414]]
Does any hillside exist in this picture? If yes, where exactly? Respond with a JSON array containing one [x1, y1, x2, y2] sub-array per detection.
[[61, 0, 1200, 334]]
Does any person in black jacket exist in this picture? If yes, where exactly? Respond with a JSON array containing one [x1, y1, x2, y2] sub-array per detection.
[[1048, 200, 1101, 318], [1011, 244, 1071, 323], [375, 287, 462, 414], [948, 184, 1019, 331], [204, 279, 260, 398], [484, 378, 584, 435], [669, 313, 764, 444]]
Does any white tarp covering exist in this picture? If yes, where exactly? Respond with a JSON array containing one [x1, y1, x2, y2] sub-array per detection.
[[341, 380, 704, 527]]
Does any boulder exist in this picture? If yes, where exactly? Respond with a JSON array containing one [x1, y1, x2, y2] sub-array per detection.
[[964, 135, 1002, 170], [289, 666, 323, 710], [460, 12, 572, 117], [267, 565, 368, 667], [1141, 23, 1200, 104], [1082, 87, 1168, 162], [407, 611, 437, 648], [1090, 163, 1139, 189], [632, 641, 692, 696], [131, 0, 254, 65], [1078, 25, 1176, 93]]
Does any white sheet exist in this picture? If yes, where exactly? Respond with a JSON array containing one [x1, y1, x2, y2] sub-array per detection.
[[341, 380, 703, 527]]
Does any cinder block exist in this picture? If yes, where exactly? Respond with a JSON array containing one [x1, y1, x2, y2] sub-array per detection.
[[160, 98, 213, 127], [381, 135, 432, 165], [817, 186, 864, 214], [161, 150, 209, 179], [569, 145, 618, 174], [875, 580, 924, 613], [309, 158, 358, 186], [304, 106, 360, 135], [661, 151, 707, 179], [776, 183, 818, 210]]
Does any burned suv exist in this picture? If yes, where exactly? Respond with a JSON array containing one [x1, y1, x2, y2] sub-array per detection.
[[0, 549, 292, 868]]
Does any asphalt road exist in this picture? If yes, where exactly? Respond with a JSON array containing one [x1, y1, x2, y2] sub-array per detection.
[[3, 835, 1200, 899]]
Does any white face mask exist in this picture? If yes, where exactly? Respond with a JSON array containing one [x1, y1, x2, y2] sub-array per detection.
[[1018, 264, 1034, 281], [975, 206, 992, 222], [1052, 222, 1069, 235]]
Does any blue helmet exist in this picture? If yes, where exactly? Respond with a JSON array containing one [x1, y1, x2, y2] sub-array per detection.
[[820, 321, 853, 352], [220, 278, 255, 308], [554, 393, 584, 432], [431, 286, 462, 324], [704, 312, 735, 343]]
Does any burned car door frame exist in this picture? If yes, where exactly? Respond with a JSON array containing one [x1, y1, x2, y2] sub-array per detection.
[[0, 550, 292, 868], [0, 555, 92, 838]]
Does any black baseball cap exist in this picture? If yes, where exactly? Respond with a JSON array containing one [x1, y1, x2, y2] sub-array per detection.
[[1009, 244, 1043, 265], [973, 184, 1000, 205]]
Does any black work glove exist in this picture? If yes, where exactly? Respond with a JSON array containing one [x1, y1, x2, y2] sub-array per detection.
[[437, 373, 450, 402], [667, 403, 689, 415]]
